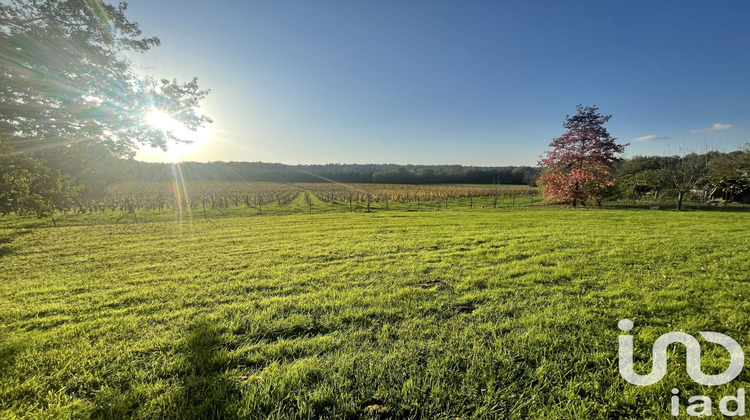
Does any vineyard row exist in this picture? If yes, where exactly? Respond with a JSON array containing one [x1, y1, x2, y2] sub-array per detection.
[[68, 182, 539, 215]]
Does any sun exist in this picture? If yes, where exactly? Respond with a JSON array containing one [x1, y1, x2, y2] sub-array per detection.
[[145, 108, 211, 162], [146, 109, 181, 132]]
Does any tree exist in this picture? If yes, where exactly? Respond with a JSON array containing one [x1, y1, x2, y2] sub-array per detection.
[[0, 0, 212, 156], [609, 155, 670, 201], [707, 147, 750, 202], [0, 146, 79, 221], [664, 152, 711, 210], [0, 0, 211, 218], [538, 105, 627, 206], [511, 166, 541, 186]]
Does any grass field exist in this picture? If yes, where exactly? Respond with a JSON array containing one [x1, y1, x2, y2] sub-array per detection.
[[1, 204, 749, 418]]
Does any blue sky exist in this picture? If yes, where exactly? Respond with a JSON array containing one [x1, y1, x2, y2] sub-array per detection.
[[128, 1, 750, 166]]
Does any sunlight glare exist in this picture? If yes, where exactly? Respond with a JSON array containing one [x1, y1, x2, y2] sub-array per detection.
[[145, 108, 211, 163], [146, 109, 181, 133]]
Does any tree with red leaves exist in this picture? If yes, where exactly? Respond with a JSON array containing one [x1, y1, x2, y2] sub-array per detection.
[[538, 105, 627, 206]]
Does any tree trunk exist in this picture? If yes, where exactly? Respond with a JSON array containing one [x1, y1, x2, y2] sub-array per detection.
[[677, 192, 685, 210]]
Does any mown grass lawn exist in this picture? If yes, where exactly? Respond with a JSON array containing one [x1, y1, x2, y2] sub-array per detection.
[[1, 207, 748, 419]]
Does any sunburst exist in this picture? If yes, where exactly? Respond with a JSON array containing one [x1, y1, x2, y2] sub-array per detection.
[[145, 108, 210, 163]]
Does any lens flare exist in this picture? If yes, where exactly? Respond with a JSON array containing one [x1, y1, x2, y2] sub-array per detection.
[[146, 108, 210, 163], [170, 163, 191, 224]]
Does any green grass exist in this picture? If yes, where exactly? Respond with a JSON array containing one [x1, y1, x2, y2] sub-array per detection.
[[1, 206, 748, 419]]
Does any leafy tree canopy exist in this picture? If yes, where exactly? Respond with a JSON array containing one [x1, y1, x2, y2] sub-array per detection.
[[0, 144, 78, 218], [538, 105, 627, 206], [707, 146, 750, 200], [0, 0, 212, 157]]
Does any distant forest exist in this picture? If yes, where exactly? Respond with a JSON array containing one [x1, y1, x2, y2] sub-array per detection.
[[60, 155, 542, 185]]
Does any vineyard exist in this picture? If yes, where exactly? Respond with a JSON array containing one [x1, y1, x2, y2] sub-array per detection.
[[70, 182, 539, 220], [300, 183, 537, 210]]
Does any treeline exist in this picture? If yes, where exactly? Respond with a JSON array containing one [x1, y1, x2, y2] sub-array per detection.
[[41, 150, 542, 185], [121, 161, 542, 185], [606, 147, 750, 206]]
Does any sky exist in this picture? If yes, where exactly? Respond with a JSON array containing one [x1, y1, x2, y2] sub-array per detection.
[[127, 0, 750, 166]]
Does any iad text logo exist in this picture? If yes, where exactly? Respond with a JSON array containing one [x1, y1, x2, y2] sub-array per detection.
[[618, 319, 745, 417]]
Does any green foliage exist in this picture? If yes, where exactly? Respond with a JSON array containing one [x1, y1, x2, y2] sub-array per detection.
[[708, 149, 750, 201], [609, 156, 671, 200], [606, 150, 750, 207], [0, 150, 78, 217], [0, 0, 211, 156], [618, 169, 667, 197], [1, 209, 748, 418]]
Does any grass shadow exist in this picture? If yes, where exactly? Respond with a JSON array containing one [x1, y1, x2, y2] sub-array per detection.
[[0, 229, 32, 258], [174, 318, 242, 419], [90, 318, 243, 419], [0, 331, 23, 379]]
